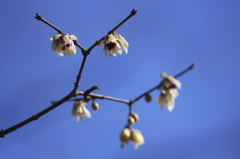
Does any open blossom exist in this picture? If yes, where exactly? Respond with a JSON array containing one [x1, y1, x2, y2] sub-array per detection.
[[99, 32, 128, 57], [120, 128, 144, 149], [156, 72, 181, 112], [72, 101, 91, 122], [49, 33, 77, 57]]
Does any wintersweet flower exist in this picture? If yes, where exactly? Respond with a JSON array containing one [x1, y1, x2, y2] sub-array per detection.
[[120, 128, 144, 149], [72, 101, 91, 122], [156, 72, 181, 112], [49, 33, 77, 57], [120, 128, 131, 147], [99, 32, 128, 57], [130, 129, 144, 149]]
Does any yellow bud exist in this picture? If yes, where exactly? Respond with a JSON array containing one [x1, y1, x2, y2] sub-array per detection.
[[91, 102, 99, 111], [130, 129, 144, 149], [145, 94, 152, 103], [128, 116, 135, 125], [130, 112, 139, 122], [120, 128, 131, 146]]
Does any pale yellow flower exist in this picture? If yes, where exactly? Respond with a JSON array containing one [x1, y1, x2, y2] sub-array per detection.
[[130, 129, 144, 149], [99, 32, 128, 57], [72, 101, 91, 122], [120, 128, 131, 146], [156, 72, 181, 112], [49, 33, 77, 57]]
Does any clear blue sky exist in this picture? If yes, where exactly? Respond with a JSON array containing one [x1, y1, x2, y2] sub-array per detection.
[[1, 0, 240, 158]]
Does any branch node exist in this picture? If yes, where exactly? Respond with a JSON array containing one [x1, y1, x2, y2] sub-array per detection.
[[32, 115, 39, 120], [0, 129, 5, 138]]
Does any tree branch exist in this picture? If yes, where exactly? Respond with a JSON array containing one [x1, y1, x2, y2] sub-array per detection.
[[73, 63, 195, 105], [0, 9, 138, 138], [131, 63, 195, 104]]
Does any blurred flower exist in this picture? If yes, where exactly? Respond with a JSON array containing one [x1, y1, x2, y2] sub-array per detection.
[[120, 128, 144, 149], [99, 32, 128, 57], [130, 129, 144, 149], [156, 72, 181, 112], [72, 101, 91, 122], [49, 33, 77, 57], [120, 128, 131, 147]]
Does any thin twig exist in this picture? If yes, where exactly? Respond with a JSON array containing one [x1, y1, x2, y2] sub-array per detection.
[[0, 92, 73, 138], [35, 13, 86, 54], [76, 91, 130, 104], [131, 63, 195, 104], [87, 8, 137, 53], [35, 13, 63, 34], [73, 63, 195, 105]]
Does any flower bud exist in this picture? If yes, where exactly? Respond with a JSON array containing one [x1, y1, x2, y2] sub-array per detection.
[[120, 128, 131, 146], [145, 94, 152, 103], [91, 102, 99, 111], [128, 116, 135, 125], [130, 129, 144, 149], [130, 112, 139, 123]]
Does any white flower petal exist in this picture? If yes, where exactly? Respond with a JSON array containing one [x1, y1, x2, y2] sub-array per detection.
[[53, 34, 62, 40], [70, 35, 77, 41], [51, 40, 58, 53], [83, 106, 91, 118]]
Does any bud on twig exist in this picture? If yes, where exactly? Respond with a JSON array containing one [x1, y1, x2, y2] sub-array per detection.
[[145, 94, 152, 103]]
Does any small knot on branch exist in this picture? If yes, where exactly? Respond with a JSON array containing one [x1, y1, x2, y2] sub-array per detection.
[[73, 82, 79, 89], [34, 13, 42, 20], [32, 115, 39, 120], [0, 129, 5, 138], [131, 8, 138, 15]]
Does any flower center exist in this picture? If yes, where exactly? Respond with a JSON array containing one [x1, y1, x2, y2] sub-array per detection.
[[106, 42, 116, 50]]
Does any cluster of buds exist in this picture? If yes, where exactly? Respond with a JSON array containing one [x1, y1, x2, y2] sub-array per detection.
[[49, 33, 77, 57], [99, 32, 128, 57], [120, 128, 144, 149], [156, 72, 182, 112]]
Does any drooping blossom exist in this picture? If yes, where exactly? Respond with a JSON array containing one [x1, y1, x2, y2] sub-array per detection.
[[120, 128, 144, 149], [120, 128, 131, 147], [156, 72, 181, 112], [99, 32, 128, 57], [49, 33, 77, 57], [72, 101, 91, 122], [130, 129, 145, 149]]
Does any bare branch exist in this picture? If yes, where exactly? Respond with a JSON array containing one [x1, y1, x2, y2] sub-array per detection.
[[76, 91, 130, 104], [0, 9, 138, 138]]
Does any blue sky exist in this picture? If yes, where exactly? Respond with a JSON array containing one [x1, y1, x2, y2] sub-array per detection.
[[1, 0, 240, 158]]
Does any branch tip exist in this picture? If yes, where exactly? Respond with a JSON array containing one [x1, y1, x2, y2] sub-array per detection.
[[34, 13, 42, 20], [190, 63, 195, 69], [131, 8, 138, 15]]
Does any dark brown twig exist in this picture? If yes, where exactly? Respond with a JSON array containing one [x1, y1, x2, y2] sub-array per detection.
[[87, 8, 137, 53], [76, 91, 130, 104]]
